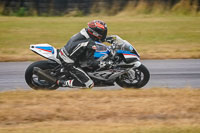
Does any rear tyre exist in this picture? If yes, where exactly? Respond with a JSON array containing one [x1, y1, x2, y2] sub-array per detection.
[[116, 64, 150, 89], [25, 60, 59, 90]]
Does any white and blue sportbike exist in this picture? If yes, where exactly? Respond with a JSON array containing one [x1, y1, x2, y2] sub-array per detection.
[[25, 35, 150, 90]]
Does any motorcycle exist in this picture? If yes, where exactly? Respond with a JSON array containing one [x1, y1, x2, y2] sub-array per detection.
[[25, 35, 150, 90]]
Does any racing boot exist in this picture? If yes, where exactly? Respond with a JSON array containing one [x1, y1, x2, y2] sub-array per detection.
[[57, 79, 74, 87], [57, 79, 94, 89]]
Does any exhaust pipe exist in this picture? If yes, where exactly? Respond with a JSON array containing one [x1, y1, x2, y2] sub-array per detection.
[[33, 67, 57, 83]]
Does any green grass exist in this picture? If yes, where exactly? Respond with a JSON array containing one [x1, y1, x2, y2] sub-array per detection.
[[1, 123, 200, 133], [0, 15, 200, 61]]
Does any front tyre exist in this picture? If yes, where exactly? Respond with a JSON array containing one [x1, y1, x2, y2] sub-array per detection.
[[25, 60, 59, 90], [116, 64, 150, 89]]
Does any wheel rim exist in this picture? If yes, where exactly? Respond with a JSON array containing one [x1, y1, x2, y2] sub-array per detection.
[[120, 68, 144, 85], [31, 74, 53, 88]]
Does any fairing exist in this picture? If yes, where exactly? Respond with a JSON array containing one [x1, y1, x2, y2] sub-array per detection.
[[94, 36, 140, 63], [30, 44, 61, 64], [94, 41, 110, 58]]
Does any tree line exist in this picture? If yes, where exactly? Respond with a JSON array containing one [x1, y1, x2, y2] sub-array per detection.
[[0, 0, 199, 16]]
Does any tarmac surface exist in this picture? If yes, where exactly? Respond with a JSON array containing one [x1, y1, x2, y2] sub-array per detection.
[[0, 59, 200, 91]]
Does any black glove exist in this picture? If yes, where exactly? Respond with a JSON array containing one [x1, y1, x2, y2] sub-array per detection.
[[105, 36, 115, 44]]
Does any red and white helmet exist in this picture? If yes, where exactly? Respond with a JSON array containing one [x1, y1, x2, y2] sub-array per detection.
[[87, 20, 107, 42]]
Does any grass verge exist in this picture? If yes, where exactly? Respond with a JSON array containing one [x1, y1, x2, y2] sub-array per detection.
[[0, 88, 199, 133], [0, 15, 200, 61]]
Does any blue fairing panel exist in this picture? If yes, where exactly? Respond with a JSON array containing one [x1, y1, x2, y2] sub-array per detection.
[[94, 51, 109, 58], [35, 46, 54, 54], [116, 50, 133, 55]]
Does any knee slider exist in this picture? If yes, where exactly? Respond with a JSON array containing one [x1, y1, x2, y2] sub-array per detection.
[[85, 80, 94, 88]]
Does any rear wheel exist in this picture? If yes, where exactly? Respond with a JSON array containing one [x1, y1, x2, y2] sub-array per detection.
[[116, 64, 150, 89], [25, 60, 59, 90]]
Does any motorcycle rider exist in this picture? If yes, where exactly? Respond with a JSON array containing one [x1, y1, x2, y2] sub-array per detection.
[[57, 20, 112, 88]]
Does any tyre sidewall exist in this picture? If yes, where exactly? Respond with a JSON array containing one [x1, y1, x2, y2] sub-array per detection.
[[116, 64, 150, 89], [25, 60, 59, 90]]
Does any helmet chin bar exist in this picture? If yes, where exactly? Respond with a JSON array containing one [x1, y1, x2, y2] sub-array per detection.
[[88, 28, 102, 41]]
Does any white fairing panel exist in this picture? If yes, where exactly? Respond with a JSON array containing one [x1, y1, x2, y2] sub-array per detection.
[[30, 44, 61, 64]]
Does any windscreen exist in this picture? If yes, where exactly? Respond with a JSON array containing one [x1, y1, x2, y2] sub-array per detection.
[[112, 35, 140, 57], [113, 36, 134, 52]]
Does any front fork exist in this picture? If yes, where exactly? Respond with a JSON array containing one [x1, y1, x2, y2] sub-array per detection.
[[126, 61, 142, 80], [111, 61, 142, 80], [132, 61, 142, 69]]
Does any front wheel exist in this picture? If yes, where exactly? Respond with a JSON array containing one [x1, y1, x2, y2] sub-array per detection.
[[25, 60, 59, 90], [116, 64, 150, 89]]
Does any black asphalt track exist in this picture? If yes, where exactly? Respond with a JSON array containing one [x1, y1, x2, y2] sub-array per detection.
[[0, 59, 199, 91]]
